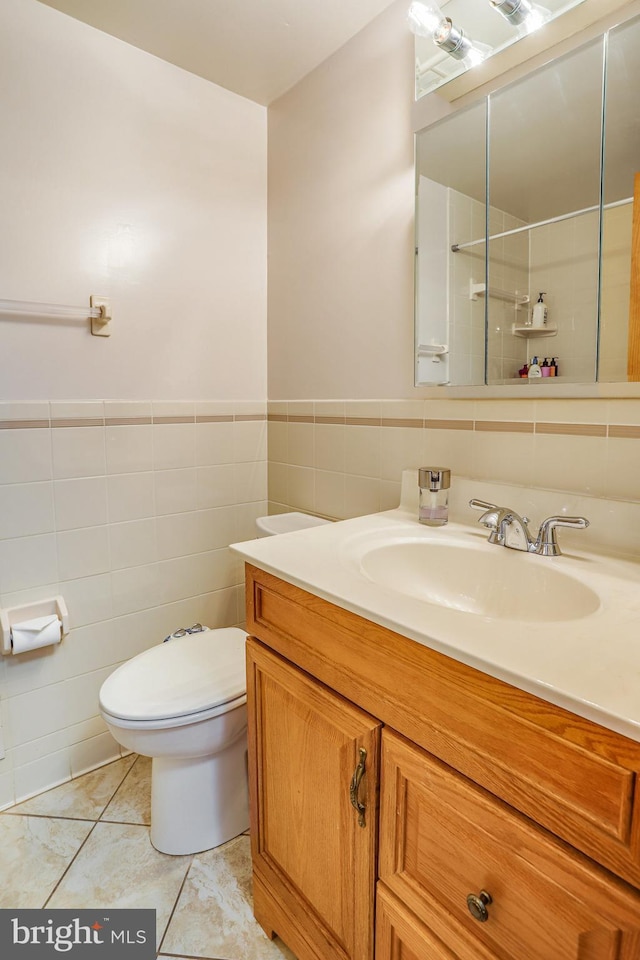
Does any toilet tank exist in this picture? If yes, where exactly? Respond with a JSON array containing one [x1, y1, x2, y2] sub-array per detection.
[[255, 512, 331, 538]]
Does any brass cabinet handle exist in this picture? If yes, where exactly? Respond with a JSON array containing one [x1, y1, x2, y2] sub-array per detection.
[[349, 747, 367, 828], [466, 890, 492, 922]]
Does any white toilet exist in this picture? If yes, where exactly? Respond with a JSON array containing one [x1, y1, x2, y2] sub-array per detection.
[[99, 512, 330, 856]]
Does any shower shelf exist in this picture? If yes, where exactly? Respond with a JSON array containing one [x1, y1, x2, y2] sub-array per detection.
[[511, 322, 558, 338], [469, 282, 529, 307]]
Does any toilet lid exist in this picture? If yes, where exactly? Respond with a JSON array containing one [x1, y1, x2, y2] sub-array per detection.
[[99, 627, 247, 722]]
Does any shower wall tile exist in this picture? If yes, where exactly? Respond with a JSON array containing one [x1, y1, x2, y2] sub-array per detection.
[[0, 400, 266, 805]]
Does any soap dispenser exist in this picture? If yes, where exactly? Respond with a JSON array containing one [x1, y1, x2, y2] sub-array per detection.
[[531, 292, 548, 329]]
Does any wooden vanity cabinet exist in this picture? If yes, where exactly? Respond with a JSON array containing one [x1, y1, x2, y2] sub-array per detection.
[[244, 564, 640, 960], [246, 637, 380, 960]]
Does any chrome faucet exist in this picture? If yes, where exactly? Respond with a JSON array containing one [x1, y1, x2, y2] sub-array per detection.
[[469, 499, 589, 557]]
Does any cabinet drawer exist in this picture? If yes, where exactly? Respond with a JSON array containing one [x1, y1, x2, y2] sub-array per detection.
[[246, 565, 640, 887], [379, 730, 640, 960], [376, 884, 500, 960]]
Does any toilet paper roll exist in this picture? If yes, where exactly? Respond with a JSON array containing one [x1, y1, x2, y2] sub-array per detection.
[[11, 614, 62, 655]]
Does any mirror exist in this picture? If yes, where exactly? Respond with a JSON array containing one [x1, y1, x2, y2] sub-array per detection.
[[414, 12, 640, 388], [414, 0, 588, 100]]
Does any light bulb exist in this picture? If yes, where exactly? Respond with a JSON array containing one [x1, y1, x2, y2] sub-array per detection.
[[407, 1, 447, 38]]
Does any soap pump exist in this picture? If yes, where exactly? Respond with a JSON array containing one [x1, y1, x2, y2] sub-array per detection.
[[531, 292, 548, 329]]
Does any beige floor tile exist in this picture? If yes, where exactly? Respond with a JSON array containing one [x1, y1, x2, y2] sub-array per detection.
[[47, 822, 191, 946], [101, 756, 151, 825], [161, 835, 296, 960], [0, 814, 93, 908], [7, 756, 136, 821]]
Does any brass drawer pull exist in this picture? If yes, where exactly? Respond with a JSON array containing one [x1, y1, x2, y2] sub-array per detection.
[[466, 890, 492, 922], [349, 747, 367, 828]]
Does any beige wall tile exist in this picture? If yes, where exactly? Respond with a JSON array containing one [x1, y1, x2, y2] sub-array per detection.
[[605, 438, 640, 501], [0, 534, 58, 592], [286, 465, 315, 512], [54, 477, 108, 531], [0, 482, 54, 539], [106, 425, 153, 475], [195, 421, 235, 466], [344, 425, 381, 478], [268, 462, 288, 505], [530, 434, 608, 496], [287, 422, 314, 467], [344, 476, 380, 519], [107, 473, 155, 523], [155, 468, 197, 515], [315, 423, 345, 473], [314, 470, 345, 520]]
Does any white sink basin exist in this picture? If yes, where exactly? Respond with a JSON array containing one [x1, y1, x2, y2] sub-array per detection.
[[231, 492, 640, 741], [358, 538, 601, 622]]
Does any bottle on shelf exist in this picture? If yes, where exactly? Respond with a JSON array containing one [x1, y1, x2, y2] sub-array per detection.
[[531, 292, 548, 329], [528, 356, 542, 378]]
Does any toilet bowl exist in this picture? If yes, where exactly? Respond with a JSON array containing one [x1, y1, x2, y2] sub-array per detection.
[[100, 627, 248, 855], [99, 512, 331, 856]]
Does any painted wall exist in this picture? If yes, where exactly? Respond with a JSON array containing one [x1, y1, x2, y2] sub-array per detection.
[[0, 0, 268, 807], [266, 2, 640, 549], [267, 0, 416, 400], [0, 0, 267, 401]]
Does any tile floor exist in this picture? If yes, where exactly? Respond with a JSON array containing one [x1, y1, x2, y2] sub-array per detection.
[[0, 755, 296, 960]]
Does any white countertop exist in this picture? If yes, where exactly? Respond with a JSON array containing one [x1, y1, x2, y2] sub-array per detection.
[[231, 507, 640, 743]]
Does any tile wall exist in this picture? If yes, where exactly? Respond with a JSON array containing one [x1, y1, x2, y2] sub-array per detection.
[[0, 400, 267, 809], [267, 398, 640, 555], [600, 203, 633, 382], [528, 210, 600, 383]]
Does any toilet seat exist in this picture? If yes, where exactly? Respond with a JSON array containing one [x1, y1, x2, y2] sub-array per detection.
[[99, 626, 247, 726]]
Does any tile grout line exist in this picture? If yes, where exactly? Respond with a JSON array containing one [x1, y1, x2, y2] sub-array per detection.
[[156, 855, 195, 956], [42, 819, 100, 908], [39, 756, 141, 907]]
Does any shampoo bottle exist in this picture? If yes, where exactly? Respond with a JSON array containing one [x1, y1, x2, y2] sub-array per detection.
[[531, 292, 548, 329], [528, 356, 542, 378]]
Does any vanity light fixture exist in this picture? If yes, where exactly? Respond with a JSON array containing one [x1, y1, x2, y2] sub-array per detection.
[[408, 1, 490, 64], [488, 0, 551, 35]]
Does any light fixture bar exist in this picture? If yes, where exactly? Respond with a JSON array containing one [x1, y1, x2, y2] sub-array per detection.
[[489, 0, 533, 27]]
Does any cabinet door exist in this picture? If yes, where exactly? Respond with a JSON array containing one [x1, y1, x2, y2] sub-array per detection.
[[247, 638, 381, 960], [379, 730, 640, 960]]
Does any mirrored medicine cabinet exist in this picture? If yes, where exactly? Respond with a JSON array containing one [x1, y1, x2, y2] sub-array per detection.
[[414, 12, 640, 390]]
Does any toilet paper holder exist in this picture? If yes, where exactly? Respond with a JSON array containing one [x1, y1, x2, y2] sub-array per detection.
[[0, 596, 69, 655]]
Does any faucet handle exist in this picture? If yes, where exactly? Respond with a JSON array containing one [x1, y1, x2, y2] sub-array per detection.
[[468, 499, 503, 544], [469, 499, 499, 512], [536, 516, 589, 557]]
